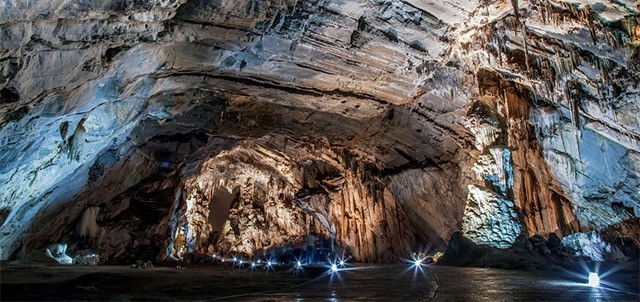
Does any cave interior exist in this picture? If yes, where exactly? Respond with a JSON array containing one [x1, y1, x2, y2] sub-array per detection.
[[0, 0, 639, 300]]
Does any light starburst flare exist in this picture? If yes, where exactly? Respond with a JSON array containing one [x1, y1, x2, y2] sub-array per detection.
[[587, 272, 600, 287]]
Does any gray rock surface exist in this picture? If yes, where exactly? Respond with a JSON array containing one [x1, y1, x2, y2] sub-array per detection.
[[0, 0, 638, 262]]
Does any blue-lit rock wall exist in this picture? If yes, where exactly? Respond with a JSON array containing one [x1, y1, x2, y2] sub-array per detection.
[[533, 108, 640, 229], [459, 0, 639, 247], [0, 0, 638, 261]]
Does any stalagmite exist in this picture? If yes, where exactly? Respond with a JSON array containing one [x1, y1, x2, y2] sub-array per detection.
[[0, 0, 637, 269]]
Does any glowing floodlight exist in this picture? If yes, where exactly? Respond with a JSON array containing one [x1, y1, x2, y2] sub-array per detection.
[[251, 262, 256, 267], [331, 263, 338, 272], [297, 261, 302, 267], [267, 260, 272, 267], [587, 272, 600, 287], [410, 252, 424, 268], [232, 256, 237, 262], [339, 259, 346, 267]]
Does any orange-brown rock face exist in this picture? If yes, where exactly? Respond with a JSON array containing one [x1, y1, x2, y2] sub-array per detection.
[[0, 0, 638, 262], [472, 69, 582, 238], [457, 3, 640, 246], [167, 137, 460, 262]]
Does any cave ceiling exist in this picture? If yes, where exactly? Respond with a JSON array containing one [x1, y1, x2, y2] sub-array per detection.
[[0, 0, 638, 261]]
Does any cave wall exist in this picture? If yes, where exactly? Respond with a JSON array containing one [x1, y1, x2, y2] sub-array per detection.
[[452, 1, 640, 240], [169, 137, 456, 262], [0, 0, 639, 261]]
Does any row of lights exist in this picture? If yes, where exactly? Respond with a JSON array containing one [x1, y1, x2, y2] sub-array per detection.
[[214, 253, 351, 275], [221, 252, 603, 286], [216, 251, 445, 275], [217, 252, 604, 290]]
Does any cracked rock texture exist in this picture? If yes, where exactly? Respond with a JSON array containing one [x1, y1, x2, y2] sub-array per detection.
[[0, 0, 638, 262]]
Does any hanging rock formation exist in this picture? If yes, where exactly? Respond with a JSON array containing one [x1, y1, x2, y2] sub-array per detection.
[[0, 0, 638, 262]]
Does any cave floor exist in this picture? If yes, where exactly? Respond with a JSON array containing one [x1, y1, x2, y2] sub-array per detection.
[[1, 263, 638, 301]]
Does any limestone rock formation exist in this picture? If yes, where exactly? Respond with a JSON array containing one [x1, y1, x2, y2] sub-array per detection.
[[0, 0, 638, 262], [562, 229, 632, 261]]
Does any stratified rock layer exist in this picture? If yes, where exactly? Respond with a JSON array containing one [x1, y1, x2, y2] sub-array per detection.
[[0, 0, 638, 261]]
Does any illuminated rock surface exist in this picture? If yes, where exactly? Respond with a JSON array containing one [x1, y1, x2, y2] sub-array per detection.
[[561, 230, 625, 261], [0, 0, 638, 266]]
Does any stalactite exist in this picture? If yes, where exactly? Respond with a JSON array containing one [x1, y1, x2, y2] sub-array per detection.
[[1, 0, 638, 265]]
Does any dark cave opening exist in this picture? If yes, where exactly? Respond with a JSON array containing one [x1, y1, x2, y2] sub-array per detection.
[[208, 187, 235, 240]]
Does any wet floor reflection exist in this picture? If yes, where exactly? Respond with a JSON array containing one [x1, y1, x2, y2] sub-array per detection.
[[236, 264, 638, 301], [1, 263, 638, 301]]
